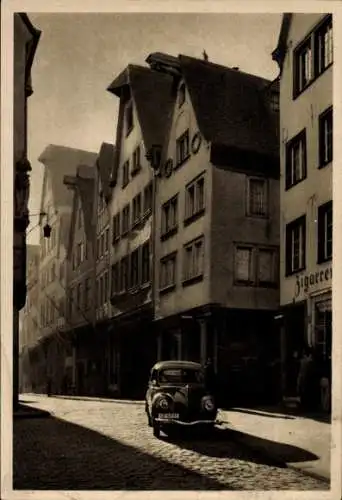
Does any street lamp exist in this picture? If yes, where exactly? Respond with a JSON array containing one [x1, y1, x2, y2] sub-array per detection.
[[26, 211, 52, 238]]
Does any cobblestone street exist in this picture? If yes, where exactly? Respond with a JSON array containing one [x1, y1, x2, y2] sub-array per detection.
[[13, 395, 329, 491]]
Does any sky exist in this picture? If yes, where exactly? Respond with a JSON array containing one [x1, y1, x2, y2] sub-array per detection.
[[26, 12, 282, 244]]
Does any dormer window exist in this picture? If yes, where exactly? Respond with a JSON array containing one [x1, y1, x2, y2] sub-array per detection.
[[125, 100, 133, 136], [178, 83, 186, 108]]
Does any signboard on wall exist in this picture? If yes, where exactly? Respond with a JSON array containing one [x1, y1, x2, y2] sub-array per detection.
[[294, 264, 332, 300]]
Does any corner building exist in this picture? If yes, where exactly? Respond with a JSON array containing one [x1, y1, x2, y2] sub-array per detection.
[[147, 53, 280, 405], [272, 14, 333, 403]]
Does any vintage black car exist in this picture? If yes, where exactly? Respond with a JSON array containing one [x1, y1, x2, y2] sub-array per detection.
[[145, 360, 218, 438]]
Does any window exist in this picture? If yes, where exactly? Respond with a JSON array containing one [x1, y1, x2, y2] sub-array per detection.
[[144, 181, 153, 214], [235, 246, 254, 284], [104, 272, 109, 304], [247, 177, 268, 217], [294, 40, 313, 94], [130, 248, 140, 289], [122, 160, 130, 188], [176, 129, 190, 166], [234, 245, 278, 286], [315, 15, 333, 74], [51, 262, 56, 281], [258, 248, 278, 286], [96, 237, 100, 260], [161, 195, 178, 238], [111, 263, 120, 295], [294, 15, 333, 96], [98, 191, 105, 214], [160, 252, 177, 290], [178, 83, 186, 107], [318, 201, 332, 263], [76, 283, 82, 309], [285, 130, 307, 189], [122, 204, 130, 235], [104, 227, 109, 253], [100, 233, 104, 257], [185, 174, 205, 222], [112, 213, 121, 244], [319, 107, 333, 167], [84, 278, 91, 310], [125, 100, 133, 136], [132, 146, 141, 175], [85, 240, 89, 260], [286, 215, 306, 275], [141, 241, 150, 284], [183, 236, 204, 283], [99, 275, 104, 306], [77, 206, 82, 229], [120, 256, 129, 291], [132, 193, 142, 226]]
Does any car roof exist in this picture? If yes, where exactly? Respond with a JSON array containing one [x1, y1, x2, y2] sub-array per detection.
[[151, 360, 203, 371]]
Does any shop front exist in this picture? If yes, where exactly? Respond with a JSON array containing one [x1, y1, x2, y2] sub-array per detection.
[[281, 262, 332, 411]]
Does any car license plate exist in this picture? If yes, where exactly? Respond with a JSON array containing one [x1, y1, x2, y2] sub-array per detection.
[[158, 413, 179, 419]]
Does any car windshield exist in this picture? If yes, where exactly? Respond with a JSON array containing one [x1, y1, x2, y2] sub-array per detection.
[[158, 368, 204, 385]]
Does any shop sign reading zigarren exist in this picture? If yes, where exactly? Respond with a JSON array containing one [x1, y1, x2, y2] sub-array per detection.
[[294, 266, 332, 298]]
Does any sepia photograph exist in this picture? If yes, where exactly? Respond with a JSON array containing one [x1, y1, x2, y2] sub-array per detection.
[[1, 1, 341, 499]]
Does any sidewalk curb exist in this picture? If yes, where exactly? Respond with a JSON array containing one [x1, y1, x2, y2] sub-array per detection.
[[224, 425, 330, 484], [47, 394, 144, 405]]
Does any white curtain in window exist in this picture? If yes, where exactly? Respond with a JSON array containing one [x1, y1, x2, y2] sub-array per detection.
[[236, 248, 252, 281]]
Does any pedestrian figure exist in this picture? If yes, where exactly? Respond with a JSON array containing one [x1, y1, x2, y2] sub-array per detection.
[[297, 347, 314, 410]]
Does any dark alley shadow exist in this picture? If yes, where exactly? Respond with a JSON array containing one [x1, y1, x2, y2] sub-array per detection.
[[13, 414, 234, 490], [228, 408, 296, 420], [163, 426, 319, 466]]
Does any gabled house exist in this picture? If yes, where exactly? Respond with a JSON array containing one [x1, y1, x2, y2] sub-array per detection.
[[63, 164, 97, 395], [106, 64, 174, 398], [272, 14, 333, 410], [27, 144, 97, 394], [146, 52, 280, 404]]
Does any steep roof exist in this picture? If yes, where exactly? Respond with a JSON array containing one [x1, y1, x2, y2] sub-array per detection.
[[64, 165, 95, 257], [178, 54, 278, 158], [107, 65, 174, 183], [272, 14, 293, 72], [38, 145, 97, 210], [144, 52, 279, 159]]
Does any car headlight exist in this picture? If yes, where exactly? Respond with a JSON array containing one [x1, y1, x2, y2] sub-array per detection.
[[157, 398, 169, 410], [202, 396, 215, 411]]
